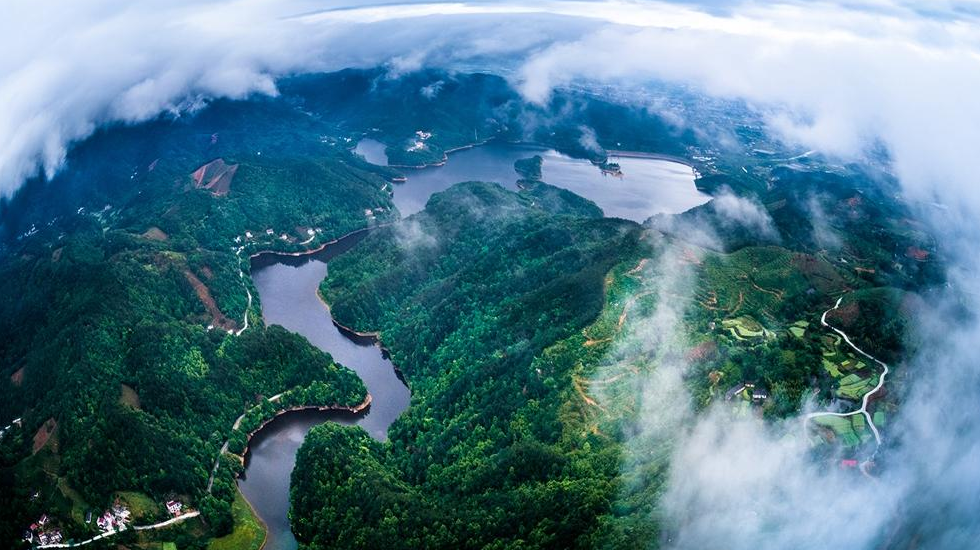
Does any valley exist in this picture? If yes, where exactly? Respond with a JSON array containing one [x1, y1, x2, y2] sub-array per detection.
[[0, 68, 938, 550]]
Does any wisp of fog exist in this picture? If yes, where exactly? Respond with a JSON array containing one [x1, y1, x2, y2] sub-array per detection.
[[4, 0, 980, 547]]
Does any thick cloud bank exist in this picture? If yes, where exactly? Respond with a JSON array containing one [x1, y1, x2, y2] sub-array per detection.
[[5, 0, 980, 547], [0, 0, 596, 197], [513, 3, 980, 548]]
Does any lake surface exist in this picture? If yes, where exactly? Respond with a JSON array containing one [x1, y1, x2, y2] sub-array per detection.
[[241, 231, 411, 550], [355, 139, 710, 221], [353, 138, 388, 166]]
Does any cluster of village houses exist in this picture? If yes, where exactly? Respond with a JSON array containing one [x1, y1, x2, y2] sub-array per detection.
[[22, 499, 185, 545], [407, 130, 432, 152], [92, 502, 131, 534], [364, 207, 386, 221], [234, 226, 323, 246], [23, 514, 62, 546]]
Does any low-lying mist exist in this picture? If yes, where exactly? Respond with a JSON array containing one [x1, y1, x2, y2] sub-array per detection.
[[5, 1, 980, 547]]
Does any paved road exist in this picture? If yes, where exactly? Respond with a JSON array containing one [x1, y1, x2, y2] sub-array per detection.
[[36, 511, 201, 548], [206, 392, 285, 492], [805, 296, 891, 462]]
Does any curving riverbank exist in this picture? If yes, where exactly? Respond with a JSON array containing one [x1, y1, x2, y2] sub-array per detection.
[[237, 394, 372, 462], [240, 231, 412, 550]]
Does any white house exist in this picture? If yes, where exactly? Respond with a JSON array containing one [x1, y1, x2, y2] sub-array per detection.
[[166, 500, 183, 516]]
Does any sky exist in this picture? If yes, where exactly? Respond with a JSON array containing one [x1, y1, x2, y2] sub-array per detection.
[[3, 0, 980, 547]]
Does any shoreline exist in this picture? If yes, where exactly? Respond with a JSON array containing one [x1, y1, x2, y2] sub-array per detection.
[[239, 230, 410, 550], [388, 138, 496, 169], [237, 485, 269, 550], [247, 225, 384, 261], [238, 394, 373, 464], [248, 226, 407, 385], [314, 285, 409, 386], [605, 149, 694, 167], [358, 135, 697, 177]]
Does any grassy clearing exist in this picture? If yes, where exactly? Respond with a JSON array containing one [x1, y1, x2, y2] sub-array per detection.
[[208, 489, 265, 550], [873, 411, 886, 427], [839, 358, 865, 372], [114, 491, 160, 521], [56, 477, 89, 525]]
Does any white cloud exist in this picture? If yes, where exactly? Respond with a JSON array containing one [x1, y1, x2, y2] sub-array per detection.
[[5, 1, 980, 547], [577, 125, 601, 153], [710, 188, 779, 240], [420, 79, 445, 99], [0, 0, 598, 198]]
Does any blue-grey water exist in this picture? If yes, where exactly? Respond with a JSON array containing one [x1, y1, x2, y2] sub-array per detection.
[[355, 138, 709, 221], [240, 232, 410, 550]]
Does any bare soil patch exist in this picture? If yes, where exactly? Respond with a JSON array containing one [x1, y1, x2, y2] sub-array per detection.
[[906, 246, 929, 261], [142, 227, 169, 241], [120, 384, 141, 409], [191, 158, 238, 196], [828, 301, 860, 326], [183, 269, 238, 331], [11, 367, 24, 386], [33, 418, 58, 455]]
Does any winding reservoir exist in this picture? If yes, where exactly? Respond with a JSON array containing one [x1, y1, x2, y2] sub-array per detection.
[[354, 139, 710, 221], [243, 141, 710, 550], [242, 231, 410, 550]]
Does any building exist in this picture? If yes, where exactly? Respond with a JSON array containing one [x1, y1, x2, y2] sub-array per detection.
[[724, 384, 746, 401], [166, 500, 183, 516], [38, 530, 62, 545]]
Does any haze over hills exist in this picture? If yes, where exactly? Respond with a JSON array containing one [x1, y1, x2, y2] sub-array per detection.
[[1, 2, 980, 550]]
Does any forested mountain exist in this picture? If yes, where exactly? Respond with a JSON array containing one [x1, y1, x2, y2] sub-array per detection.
[[0, 69, 937, 549]]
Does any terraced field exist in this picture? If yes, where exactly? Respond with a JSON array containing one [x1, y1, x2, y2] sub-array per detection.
[[811, 415, 870, 447], [696, 246, 854, 324], [722, 316, 771, 340]]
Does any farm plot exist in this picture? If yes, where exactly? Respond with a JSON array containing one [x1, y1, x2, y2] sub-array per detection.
[[722, 316, 771, 341], [812, 414, 872, 447], [836, 373, 877, 400], [789, 320, 809, 338]]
